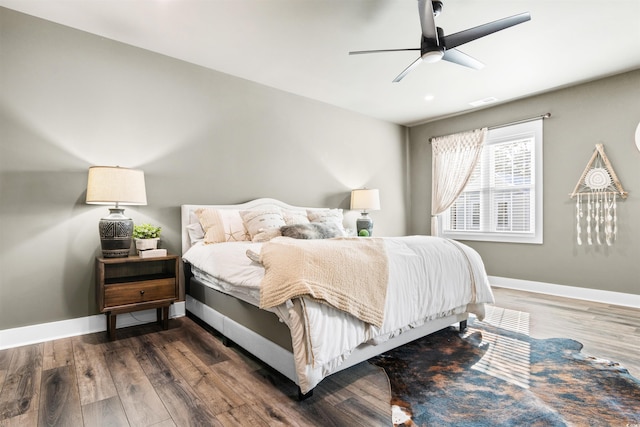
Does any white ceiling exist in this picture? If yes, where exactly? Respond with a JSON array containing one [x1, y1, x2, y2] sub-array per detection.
[[2, 0, 640, 126]]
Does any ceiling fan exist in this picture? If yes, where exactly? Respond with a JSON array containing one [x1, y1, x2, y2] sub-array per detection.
[[349, 0, 531, 82]]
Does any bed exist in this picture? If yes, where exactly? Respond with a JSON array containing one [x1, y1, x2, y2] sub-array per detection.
[[181, 198, 494, 399]]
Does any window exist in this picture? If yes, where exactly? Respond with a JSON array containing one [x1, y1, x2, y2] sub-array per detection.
[[440, 119, 543, 244]]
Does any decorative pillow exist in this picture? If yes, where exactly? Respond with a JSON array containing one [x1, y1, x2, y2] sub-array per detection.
[[195, 208, 250, 244], [282, 209, 310, 226], [240, 209, 287, 241], [307, 208, 345, 232], [281, 223, 344, 240], [186, 222, 205, 245]]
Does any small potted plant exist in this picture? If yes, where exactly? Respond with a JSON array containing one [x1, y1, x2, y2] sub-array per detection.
[[133, 223, 162, 251]]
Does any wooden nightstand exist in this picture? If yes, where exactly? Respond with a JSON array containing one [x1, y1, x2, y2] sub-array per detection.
[[96, 254, 179, 340]]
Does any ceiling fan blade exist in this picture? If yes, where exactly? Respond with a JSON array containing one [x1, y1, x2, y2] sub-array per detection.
[[393, 57, 423, 82], [442, 12, 531, 49], [349, 48, 420, 55], [442, 49, 484, 69], [418, 0, 438, 40]]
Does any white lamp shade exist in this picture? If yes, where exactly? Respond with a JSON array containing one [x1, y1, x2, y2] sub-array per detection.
[[350, 188, 380, 211], [86, 166, 147, 205]]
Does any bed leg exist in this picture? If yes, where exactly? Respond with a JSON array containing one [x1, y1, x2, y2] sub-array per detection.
[[297, 387, 313, 401], [459, 320, 467, 332], [183, 261, 193, 294], [222, 336, 232, 347]]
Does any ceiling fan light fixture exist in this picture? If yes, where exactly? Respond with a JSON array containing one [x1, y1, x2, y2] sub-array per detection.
[[421, 50, 444, 63]]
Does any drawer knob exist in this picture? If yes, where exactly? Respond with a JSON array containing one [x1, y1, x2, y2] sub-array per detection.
[[140, 290, 145, 295]]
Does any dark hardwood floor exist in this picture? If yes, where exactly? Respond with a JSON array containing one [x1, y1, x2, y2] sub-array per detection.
[[1, 287, 638, 426]]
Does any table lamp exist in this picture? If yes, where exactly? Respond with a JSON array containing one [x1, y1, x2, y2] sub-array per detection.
[[86, 166, 147, 258], [350, 188, 380, 236]]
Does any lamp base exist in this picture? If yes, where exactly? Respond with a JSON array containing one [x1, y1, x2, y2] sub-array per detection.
[[99, 208, 133, 258], [356, 213, 374, 236]]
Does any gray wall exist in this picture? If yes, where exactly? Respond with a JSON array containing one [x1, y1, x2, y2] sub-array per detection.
[[0, 8, 407, 330], [409, 69, 640, 295]]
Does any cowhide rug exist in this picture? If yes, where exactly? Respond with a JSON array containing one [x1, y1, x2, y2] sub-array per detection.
[[369, 307, 640, 426]]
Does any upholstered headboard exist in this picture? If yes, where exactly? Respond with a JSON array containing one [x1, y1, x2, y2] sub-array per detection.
[[181, 198, 340, 255]]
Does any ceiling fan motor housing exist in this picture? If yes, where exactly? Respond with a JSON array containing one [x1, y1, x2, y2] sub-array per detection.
[[421, 27, 445, 58]]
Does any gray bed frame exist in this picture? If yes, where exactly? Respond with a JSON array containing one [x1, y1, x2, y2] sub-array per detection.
[[181, 199, 468, 399]]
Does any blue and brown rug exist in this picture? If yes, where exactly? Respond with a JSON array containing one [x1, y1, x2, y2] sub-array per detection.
[[369, 307, 640, 426]]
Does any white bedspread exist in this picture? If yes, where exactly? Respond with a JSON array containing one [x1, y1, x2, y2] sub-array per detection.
[[183, 235, 494, 394]]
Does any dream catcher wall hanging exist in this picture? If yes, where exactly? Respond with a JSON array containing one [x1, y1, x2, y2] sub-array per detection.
[[570, 144, 627, 246]]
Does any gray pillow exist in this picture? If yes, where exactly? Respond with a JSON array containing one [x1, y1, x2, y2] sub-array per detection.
[[280, 223, 343, 240]]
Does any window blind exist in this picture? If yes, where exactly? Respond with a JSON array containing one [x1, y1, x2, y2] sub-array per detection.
[[441, 119, 543, 244]]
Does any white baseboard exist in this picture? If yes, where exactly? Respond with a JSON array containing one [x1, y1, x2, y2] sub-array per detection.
[[489, 276, 640, 308], [0, 302, 185, 350]]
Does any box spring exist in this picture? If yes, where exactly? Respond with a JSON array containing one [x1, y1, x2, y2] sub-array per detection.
[[187, 277, 293, 352]]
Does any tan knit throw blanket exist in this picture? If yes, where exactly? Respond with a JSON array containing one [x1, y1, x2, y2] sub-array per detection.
[[259, 237, 389, 327]]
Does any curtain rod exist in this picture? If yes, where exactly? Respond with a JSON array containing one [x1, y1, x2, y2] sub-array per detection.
[[428, 112, 551, 143]]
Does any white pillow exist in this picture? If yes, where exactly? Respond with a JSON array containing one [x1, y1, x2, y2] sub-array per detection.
[[186, 222, 205, 244], [195, 208, 250, 244], [307, 208, 345, 232], [240, 209, 286, 241], [282, 209, 310, 226]]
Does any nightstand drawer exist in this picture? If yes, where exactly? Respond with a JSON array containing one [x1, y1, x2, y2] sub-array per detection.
[[103, 278, 176, 308]]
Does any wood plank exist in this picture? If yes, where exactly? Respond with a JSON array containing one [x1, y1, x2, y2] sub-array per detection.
[[293, 393, 368, 427], [127, 334, 223, 426], [0, 373, 5, 397], [215, 405, 270, 427], [210, 359, 291, 404], [71, 336, 118, 406], [0, 348, 14, 392], [42, 338, 74, 371], [38, 366, 83, 427], [326, 362, 392, 417], [207, 355, 313, 426], [161, 318, 230, 366], [246, 402, 312, 427], [299, 375, 388, 427], [0, 410, 38, 427], [81, 396, 129, 427], [154, 381, 224, 427], [209, 360, 321, 426], [0, 348, 14, 370], [148, 420, 176, 427], [0, 344, 42, 420], [161, 340, 244, 414], [103, 345, 171, 427], [332, 394, 390, 427]]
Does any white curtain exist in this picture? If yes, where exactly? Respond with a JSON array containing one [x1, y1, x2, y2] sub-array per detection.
[[431, 128, 488, 236]]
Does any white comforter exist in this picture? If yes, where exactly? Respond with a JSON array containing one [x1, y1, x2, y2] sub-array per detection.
[[183, 236, 494, 393]]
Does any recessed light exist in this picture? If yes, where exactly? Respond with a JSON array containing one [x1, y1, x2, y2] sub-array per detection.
[[469, 97, 498, 107], [424, 94, 435, 101]]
